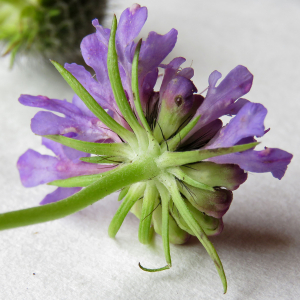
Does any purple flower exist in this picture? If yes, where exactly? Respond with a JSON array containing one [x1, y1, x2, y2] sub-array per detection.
[[17, 3, 292, 218], [12, 4, 293, 291]]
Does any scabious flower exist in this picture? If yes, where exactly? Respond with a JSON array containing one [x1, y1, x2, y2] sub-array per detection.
[[1, 4, 292, 293]]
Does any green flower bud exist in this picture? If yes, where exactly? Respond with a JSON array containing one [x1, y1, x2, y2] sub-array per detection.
[[169, 197, 223, 236], [180, 162, 248, 191]]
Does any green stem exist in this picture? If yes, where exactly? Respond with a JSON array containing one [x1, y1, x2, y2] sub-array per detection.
[[0, 157, 160, 231]]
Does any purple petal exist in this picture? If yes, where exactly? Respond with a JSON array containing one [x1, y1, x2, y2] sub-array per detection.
[[81, 32, 110, 87], [40, 187, 82, 205], [139, 29, 178, 78], [17, 146, 115, 188], [17, 149, 60, 187], [159, 57, 186, 96], [194, 65, 253, 129], [65, 63, 114, 111], [92, 19, 110, 47], [116, 4, 147, 66], [31, 111, 79, 136], [21, 95, 119, 142], [42, 138, 89, 161], [208, 148, 293, 180], [207, 102, 267, 148], [178, 67, 194, 79], [19, 94, 82, 117]]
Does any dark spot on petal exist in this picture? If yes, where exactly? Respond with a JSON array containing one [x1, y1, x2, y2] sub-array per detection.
[[174, 95, 183, 107]]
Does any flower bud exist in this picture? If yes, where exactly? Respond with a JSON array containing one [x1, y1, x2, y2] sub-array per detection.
[[169, 197, 224, 236], [180, 162, 247, 191], [152, 200, 190, 244], [153, 76, 200, 142], [178, 183, 233, 218]]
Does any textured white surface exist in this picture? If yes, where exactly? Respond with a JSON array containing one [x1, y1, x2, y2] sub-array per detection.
[[0, 0, 299, 299]]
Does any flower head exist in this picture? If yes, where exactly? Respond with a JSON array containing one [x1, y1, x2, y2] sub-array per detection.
[[0, 4, 293, 293]]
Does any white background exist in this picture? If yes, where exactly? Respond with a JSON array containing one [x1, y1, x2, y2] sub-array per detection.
[[0, 0, 299, 299]]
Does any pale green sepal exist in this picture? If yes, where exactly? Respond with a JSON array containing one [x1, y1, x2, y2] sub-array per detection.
[[130, 197, 143, 219], [138, 181, 158, 245], [155, 181, 171, 266], [80, 156, 126, 164], [169, 197, 223, 237], [132, 39, 152, 134], [108, 182, 146, 238], [167, 167, 215, 192], [158, 142, 259, 168], [48, 171, 113, 187], [107, 15, 145, 144], [44, 134, 131, 156], [161, 115, 201, 152], [138, 262, 170, 272], [50, 60, 137, 147], [155, 180, 189, 245], [118, 186, 129, 201], [161, 173, 227, 294]]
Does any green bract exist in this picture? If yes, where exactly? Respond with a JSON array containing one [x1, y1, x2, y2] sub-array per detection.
[[0, 16, 260, 293]]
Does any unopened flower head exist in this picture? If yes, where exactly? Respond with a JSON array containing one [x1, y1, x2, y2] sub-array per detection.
[[0, 4, 293, 293]]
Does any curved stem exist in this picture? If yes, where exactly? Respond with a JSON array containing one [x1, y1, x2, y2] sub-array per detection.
[[0, 158, 159, 231]]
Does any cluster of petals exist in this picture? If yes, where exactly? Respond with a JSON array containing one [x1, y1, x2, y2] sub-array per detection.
[[18, 4, 292, 210]]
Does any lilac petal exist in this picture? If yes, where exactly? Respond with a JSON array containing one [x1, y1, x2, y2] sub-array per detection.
[[159, 57, 186, 96], [194, 65, 253, 129], [71, 94, 95, 118], [65, 63, 114, 111], [21, 94, 118, 142], [207, 102, 267, 148], [224, 98, 249, 116], [139, 29, 178, 78], [17, 149, 61, 187], [40, 187, 82, 205], [92, 19, 110, 47], [31, 111, 79, 136], [208, 148, 293, 180], [42, 138, 89, 162], [116, 4, 147, 65], [81, 32, 110, 87], [17, 148, 115, 188], [178, 67, 194, 79], [19, 94, 82, 117]]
